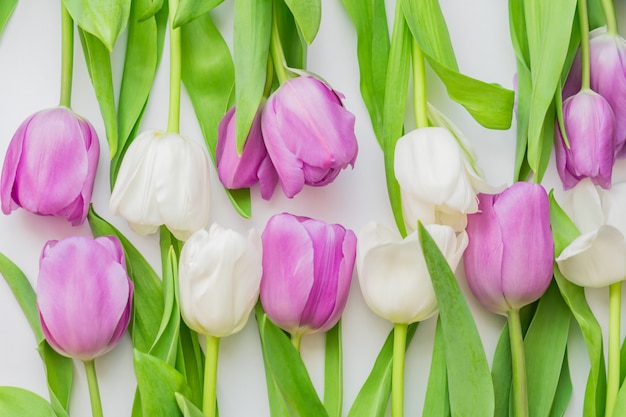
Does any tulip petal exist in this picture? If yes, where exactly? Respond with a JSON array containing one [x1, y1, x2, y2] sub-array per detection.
[[601, 182, 626, 236], [567, 178, 604, 233]]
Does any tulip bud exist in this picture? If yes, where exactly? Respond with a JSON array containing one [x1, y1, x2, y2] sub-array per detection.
[[555, 90, 616, 190], [356, 222, 467, 324], [216, 106, 278, 200], [1, 107, 100, 225], [555, 179, 626, 288], [178, 224, 262, 337], [260, 213, 356, 335], [109, 130, 211, 241], [394, 127, 492, 232], [37, 236, 132, 361], [261, 76, 358, 198], [464, 182, 554, 315]]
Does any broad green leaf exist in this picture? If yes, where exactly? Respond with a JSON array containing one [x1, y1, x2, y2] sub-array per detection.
[[276, 0, 306, 69], [88, 206, 164, 352], [78, 29, 118, 158], [63, 0, 130, 50], [418, 223, 494, 416], [173, 0, 223, 28], [283, 0, 321, 45], [180, 12, 251, 218], [346, 323, 418, 417], [0, 387, 55, 417], [324, 321, 342, 417], [175, 393, 206, 417], [382, 1, 411, 238], [613, 382, 626, 417], [136, 0, 164, 20], [0, 0, 17, 36], [548, 354, 573, 417], [340, 0, 390, 143], [587, 0, 606, 29], [422, 318, 450, 417]]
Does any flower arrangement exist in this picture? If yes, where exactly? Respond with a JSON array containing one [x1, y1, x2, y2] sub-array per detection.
[[0, 0, 625, 417]]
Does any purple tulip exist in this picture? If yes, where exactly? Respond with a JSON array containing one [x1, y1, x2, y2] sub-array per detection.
[[0, 107, 100, 225], [216, 106, 278, 200], [260, 213, 356, 335], [554, 90, 616, 190], [463, 182, 554, 315], [261, 76, 358, 198], [37, 236, 133, 361]]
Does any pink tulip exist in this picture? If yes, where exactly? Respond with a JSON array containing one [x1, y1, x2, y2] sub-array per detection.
[[464, 182, 554, 315], [260, 213, 356, 335], [1, 107, 100, 225], [261, 76, 358, 198], [37, 236, 132, 361]]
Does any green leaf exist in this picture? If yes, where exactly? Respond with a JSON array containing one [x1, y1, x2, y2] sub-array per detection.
[[88, 206, 164, 353], [418, 223, 494, 416], [613, 382, 626, 417], [283, 0, 321, 45], [382, 1, 411, 238], [135, 0, 164, 20], [62, 0, 130, 50], [176, 323, 205, 408], [0, 387, 56, 417], [346, 323, 418, 417], [324, 321, 342, 417], [339, 0, 390, 143], [422, 318, 450, 417], [175, 393, 206, 417], [78, 29, 118, 158], [0, 0, 17, 35], [548, 353, 573, 417], [233, 0, 271, 153], [173, 0, 223, 28], [180, 12, 252, 218], [275, 0, 307, 69]]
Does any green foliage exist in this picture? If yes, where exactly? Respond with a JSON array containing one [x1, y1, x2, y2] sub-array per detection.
[[0, 387, 56, 417], [283, 0, 320, 45], [63, 0, 130, 50], [0, 0, 17, 36]]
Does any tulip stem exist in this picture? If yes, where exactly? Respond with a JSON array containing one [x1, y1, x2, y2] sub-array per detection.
[[578, 0, 591, 90], [59, 3, 73, 108], [270, 0, 291, 85], [84, 360, 104, 417], [392, 323, 407, 417], [203, 335, 220, 417], [291, 333, 303, 353], [508, 309, 528, 417], [167, 0, 182, 133], [412, 39, 429, 129], [606, 281, 622, 417], [600, 0, 618, 35]]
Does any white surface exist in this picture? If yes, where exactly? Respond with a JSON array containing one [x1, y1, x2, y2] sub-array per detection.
[[0, 1, 623, 416]]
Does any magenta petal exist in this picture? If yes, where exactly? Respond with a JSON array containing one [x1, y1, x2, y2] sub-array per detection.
[[0, 113, 31, 214], [257, 154, 278, 200]]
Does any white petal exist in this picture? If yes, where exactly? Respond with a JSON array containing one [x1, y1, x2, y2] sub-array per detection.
[[567, 178, 604, 233], [601, 182, 626, 235]]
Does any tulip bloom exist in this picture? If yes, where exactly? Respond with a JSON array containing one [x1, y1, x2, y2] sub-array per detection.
[[261, 76, 358, 198], [1, 107, 100, 225], [555, 179, 626, 287], [260, 213, 356, 336], [394, 127, 492, 232], [178, 224, 262, 337], [464, 182, 553, 315], [37, 236, 132, 361], [555, 90, 616, 190], [357, 222, 467, 324], [216, 106, 278, 200], [109, 130, 211, 241]]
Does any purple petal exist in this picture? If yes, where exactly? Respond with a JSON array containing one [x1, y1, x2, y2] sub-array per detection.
[[1, 112, 32, 214]]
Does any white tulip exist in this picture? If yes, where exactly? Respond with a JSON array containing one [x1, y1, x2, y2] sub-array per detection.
[[356, 222, 468, 324], [394, 127, 493, 232], [178, 224, 262, 337], [109, 130, 211, 241], [556, 179, 626, 287]]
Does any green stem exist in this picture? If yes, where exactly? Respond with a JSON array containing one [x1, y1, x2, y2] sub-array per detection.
[[606, 282, 622, 417], [84, 360, 104, 417], [59, 3, 74, 108], [508, 309, 528, 417], [601, 0, 618, 35], [270, 0, 290, 84], [167, 0, 182, 133], [411, 39, 428, 129], [203, 335, 220, 417], [392, 323, 408, 417], [578, 0, 591, 90], [291, 333, 302, 353]]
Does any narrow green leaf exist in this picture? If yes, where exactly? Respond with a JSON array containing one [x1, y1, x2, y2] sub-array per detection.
[[283, 0, 321, 45], [62, 0, 130, 50], [422, 318, 450, 417], [340, 0, 390, 143], [346, 323, 418, 417], [176, 323, 205, 408], [175, 393, 206, 417], [136, 0, 164, 20], [509, 0, 530, 67], [418, 223, 494, 416], [513, 60, 531, 182], [382, 1, 411, 237], [173, 0, 223, 27], [0, 0, 17, 36], [78, 29, 118, 158], [276, 0, 307, 69], [324, 320, 342, 417], [548, 353, 573, 417], [613, 381, 626, 417], [0, 387, 56, 417]]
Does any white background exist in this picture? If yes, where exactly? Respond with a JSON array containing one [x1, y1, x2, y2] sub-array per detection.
[[1, 0, 625, 416]]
